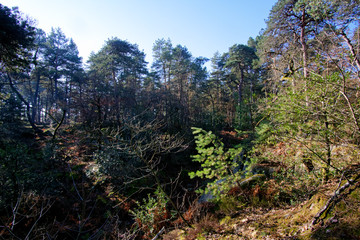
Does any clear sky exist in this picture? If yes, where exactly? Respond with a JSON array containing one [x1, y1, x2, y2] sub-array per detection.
[[2, 0, 277, 66]]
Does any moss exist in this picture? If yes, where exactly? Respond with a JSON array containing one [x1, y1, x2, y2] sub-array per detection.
[[247, 193, 330, 238], [172, 183, 360, 239], [349, 187, 360, 201], [196, 234, 206, 240], [220, 215, 232, 225], [307, 187, 360, 239], [162, 229, 185, 240], [217, 196, 243, 215], [334, 200, 346, 212]]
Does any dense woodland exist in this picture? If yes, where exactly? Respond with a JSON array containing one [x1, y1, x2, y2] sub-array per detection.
[[1, 0, 360, 239]]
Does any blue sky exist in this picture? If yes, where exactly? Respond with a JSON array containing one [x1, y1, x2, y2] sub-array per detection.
[[2, 0, 277, 66]]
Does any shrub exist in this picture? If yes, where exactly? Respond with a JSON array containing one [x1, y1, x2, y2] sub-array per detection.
[[189, 127, 244, 201], [129, 187, 171, 239]]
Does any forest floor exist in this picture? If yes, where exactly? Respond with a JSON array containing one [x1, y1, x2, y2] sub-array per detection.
[[54, 127, 360, 240], [8, 126, 356, 240], [163, 179, 360, 240], [53, 126, 360, 240]]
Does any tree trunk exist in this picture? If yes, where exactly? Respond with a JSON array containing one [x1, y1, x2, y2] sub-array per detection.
[[7, 73, 45, 139], [323, 110, 331, 183], [300, 9, 309, 105], [31, 69, 41, 124], [238, 66, 244, 105]]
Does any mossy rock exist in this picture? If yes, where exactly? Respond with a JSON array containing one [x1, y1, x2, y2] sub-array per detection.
[[239, 174, 266, 188]]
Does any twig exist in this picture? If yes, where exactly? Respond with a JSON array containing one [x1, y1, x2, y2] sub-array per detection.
[[25, 199, 54, 240], [11, 187, 24, 230], [67, 163, 83, 202], [291, 136, 342, 173], [1, 227, 21, 240], [151, 226, 165, 240]]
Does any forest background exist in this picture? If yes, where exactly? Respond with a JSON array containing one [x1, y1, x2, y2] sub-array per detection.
[[0, 0, 360, 239]]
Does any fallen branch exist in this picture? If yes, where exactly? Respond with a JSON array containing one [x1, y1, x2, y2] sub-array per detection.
[[151, 226, 165, 240], [311, 170, 360, 226]]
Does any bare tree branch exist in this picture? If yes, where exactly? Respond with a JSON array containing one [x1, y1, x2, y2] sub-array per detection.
[[311, 170, 360, 226]]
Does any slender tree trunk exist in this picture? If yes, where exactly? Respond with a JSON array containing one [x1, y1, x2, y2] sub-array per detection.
[[37, 95, 41, 123], [249, 77, 254, 131], [162, 63, 167, 89], [52, 109, 66, 141], [31, 69, 41, 124], [54, 68, 59, 105], [68, 81, 73, 122], [50, 77, 54, 109], [210, 95, 216, 127], [167, 63, 172, 90], [300, 9, 309, 106], [238, 66, 244, 105], [64, 78, 69, 124], [7, 73, 45, 139], [323, 110, 331, 183]]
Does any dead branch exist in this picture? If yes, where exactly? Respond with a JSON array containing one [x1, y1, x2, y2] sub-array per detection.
[[24, 198, 54, 240], [340, 91, 360, 133], [151, 226, 165, 240], [311, 170, 360, 226]]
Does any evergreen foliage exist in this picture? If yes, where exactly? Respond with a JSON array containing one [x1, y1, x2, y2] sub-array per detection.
[[189, 127, 244, 200]]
